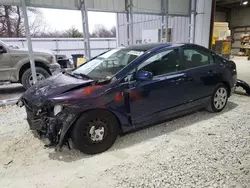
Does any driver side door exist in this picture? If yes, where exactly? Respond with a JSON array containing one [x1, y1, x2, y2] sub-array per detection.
[[0, 45, 12, 81], [125, 48, 189, 126]]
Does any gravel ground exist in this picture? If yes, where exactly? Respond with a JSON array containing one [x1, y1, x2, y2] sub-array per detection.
[[0, 94, 250, 188]]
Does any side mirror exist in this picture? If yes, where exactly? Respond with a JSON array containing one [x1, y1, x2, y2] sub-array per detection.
[[135, 71, 153, 81], [0, 46, 6, 54]]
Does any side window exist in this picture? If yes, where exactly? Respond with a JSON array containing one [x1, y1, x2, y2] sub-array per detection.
[[138, 49, 182, 77], [184, 48, 214, 69]]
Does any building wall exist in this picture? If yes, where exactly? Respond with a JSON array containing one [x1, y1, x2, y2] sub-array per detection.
[[231, 6, 250, 27], [215, 11, 227, 22], [228, 7, 250, 54], [194, 0, 212, 48], [117, 13, 190, 46], [117, 0, 212, 48], [1, 38, 116, 58]]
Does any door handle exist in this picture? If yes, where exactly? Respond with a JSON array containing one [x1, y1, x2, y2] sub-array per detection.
[[175, 77, 186, 84], [183, 74, 193, 82], [186, 77, 193, 82], [176, 77, 185, 82], [175, 76, 193, 84], [207, 70, 213, 74]]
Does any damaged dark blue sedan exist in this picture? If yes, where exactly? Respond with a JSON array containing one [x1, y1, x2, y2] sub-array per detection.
[[18, 43, 237, 154]]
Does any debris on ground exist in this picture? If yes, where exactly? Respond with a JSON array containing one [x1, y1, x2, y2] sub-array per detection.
[[3, 160, 13, 169]]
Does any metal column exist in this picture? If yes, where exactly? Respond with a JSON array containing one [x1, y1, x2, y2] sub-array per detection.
[[115, 13, 120, 47], [161, 0, 169, 42], [21, 0, 37, 84], [165, 0, 169, 42], [161, 0, 165, 42], [189, 0, 196, 43], [129, 0, 134, 45], [80, 0, 91, 59], [125, 0, 134, 45], [125, 0, 130, 46]]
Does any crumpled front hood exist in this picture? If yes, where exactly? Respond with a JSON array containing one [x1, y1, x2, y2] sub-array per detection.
[[22, 73, 94, 107]]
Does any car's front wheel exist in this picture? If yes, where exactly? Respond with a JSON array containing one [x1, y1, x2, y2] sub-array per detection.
[[21, 67, 50, 89], [70, 110, 119, 154], [206, 83, 229, 113]]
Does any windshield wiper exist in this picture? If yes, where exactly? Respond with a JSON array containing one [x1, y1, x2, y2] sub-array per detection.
[[63, 69, 74, 76], [73, 73, 92, 80]]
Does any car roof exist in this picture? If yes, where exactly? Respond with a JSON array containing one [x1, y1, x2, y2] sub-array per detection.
[[123, 43, 185, 51]]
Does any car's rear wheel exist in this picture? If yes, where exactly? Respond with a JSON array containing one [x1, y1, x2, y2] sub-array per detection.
[[70, 110, 118, 154], [21, 67, 50, 89], [206, 84, 228, 113]]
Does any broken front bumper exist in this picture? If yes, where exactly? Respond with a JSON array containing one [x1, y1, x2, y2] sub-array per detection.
[[19, 98, 77, 149]]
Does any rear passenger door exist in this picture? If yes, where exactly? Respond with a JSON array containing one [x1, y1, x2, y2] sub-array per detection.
[[181, 47, 221, 104]]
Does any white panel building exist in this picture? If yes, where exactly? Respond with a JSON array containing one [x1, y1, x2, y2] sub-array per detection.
[[117, 0, 212, 48], [117, 14, 190, 45]]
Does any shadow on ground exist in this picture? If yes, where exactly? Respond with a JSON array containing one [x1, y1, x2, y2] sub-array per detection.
[[234, 90, 250, 97], [48, 101, 238, 162]]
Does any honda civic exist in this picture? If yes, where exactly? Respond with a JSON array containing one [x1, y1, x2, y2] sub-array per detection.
[[18, 43, 237, 154]]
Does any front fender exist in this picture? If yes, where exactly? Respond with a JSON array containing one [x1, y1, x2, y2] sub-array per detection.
[[13, 56, 50, 81]]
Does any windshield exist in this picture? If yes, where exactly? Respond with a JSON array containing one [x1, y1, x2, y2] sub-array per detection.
[[73, 48, 144, 80]]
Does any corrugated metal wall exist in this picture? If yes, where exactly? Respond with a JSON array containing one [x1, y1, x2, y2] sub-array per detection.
[[194, 0, 212, 48], [228, 6, 250, 54], [117, 0, 212, 48], [117, 13, 190, 46], [1, 38, 116, 58], [215, 12, 227, 22], [231, 7, 250, 28], [231, 27, 250, 55]]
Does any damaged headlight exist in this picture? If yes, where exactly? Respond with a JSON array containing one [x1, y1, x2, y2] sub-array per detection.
[[54, 105, 63, 116]]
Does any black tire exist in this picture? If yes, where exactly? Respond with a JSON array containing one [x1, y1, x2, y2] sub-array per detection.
[[70, 110, 119, 154], [206, 83, 229, 113], [21, 67, 50, 89]]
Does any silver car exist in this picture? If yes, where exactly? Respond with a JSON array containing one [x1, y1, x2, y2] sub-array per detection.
[[0, 40, 61, 89]]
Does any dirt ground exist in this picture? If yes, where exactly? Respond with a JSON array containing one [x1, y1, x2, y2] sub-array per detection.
[[0, 57, 250, 188]]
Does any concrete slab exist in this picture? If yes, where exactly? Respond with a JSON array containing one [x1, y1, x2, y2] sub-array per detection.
[[232, 56, 250, 83], [0, 83, 25, 106]]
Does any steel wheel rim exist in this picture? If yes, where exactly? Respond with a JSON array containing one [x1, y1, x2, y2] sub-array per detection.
[[214, 87, 227, 110], [28, 73, 45, 85], [84, 118, 108, 144]]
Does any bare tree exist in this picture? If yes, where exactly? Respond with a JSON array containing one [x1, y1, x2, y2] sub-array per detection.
[[0, 5, 46, 37], [110, 26, 116, 37], [4, 6, 12, 37], [16, 6, 21, 37], [62, 27, 83, 38], [90, 24, 116, 38]]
